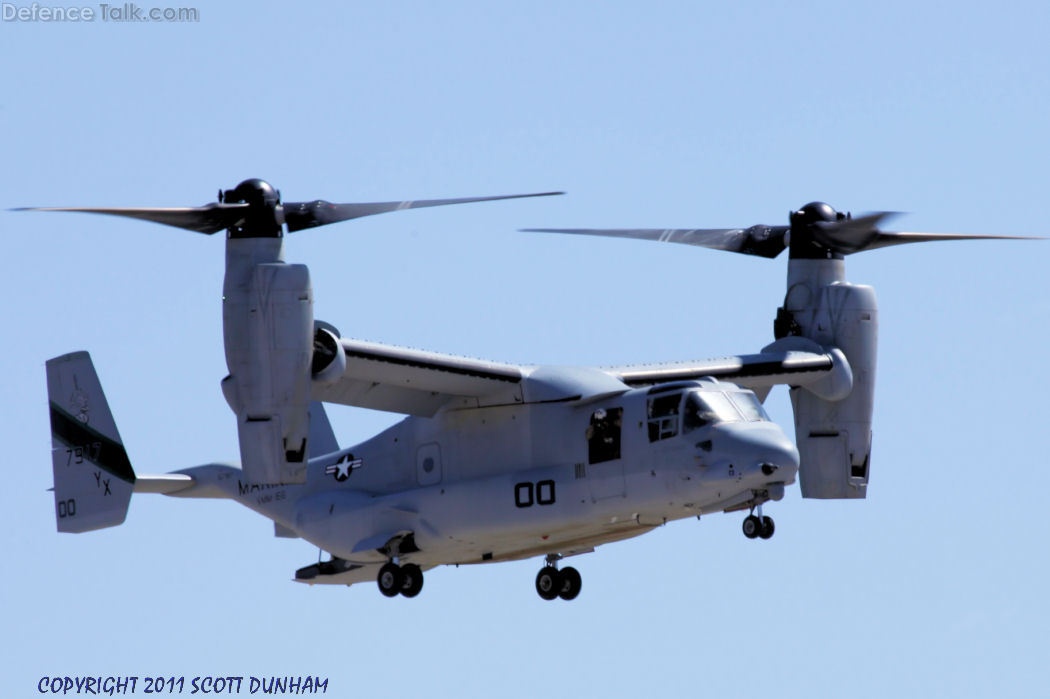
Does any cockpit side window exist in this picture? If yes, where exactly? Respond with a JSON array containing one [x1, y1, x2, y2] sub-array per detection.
[[647, 393, 682, 442]]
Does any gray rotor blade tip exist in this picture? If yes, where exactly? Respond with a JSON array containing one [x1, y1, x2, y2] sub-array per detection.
[[860, 231, 1045, 252], [13, 203, 250, 234], [522, 225, 789, 258], [283, 191, 564, 232]]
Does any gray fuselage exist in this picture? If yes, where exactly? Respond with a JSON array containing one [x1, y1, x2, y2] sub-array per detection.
[[185, 375, 799, 569]]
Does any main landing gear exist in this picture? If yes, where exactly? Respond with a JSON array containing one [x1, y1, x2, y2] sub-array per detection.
[[535, 555, 582, 601], [742, 505, 775, 540], [377, 561, 424, 598]]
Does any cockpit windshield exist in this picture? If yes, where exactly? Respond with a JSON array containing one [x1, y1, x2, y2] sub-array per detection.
[[728, 392, 771, 422], [683, 392, 738, 431], [683, 390, 769, 432]]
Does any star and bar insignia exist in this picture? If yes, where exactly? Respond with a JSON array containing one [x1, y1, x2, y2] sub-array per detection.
[[325, 453, 364, 482]]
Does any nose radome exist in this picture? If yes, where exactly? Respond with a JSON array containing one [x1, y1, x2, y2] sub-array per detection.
[[717, 423, 800, 475]]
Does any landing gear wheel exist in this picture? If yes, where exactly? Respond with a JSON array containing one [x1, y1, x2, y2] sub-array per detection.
[[557, 566, 582, 601], [400, 564, 424, 598], [377, 562, 404, 597], [759, 516, 775, 540], [742, 515, 762, 539], [535, 566, 560, 601]]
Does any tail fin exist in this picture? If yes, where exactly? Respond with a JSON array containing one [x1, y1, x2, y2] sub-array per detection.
[[46, 352, 135, 532], [308, 401, 339, 457]]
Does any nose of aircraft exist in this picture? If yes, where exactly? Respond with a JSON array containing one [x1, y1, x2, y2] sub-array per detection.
[[701, 422, 800, 478]]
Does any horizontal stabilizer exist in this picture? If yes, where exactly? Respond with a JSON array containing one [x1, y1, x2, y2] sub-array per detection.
[[132, 474, 194, 494]]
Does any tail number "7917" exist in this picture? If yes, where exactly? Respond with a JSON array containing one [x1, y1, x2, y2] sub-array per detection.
[[66, 442, 102, 465], [515, 480, 556, 508]]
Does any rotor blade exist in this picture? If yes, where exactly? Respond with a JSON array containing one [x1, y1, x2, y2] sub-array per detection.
[[809, 212, 1042, 254], [522, 225, 789, 258], [12, 203, 250, 234], [861, 231, 1044, 252], [808, 211, 901, 254], [282, 191, 564, 232]]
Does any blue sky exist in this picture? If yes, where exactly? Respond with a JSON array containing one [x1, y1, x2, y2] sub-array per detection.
[[2, 2, 1048, 697]]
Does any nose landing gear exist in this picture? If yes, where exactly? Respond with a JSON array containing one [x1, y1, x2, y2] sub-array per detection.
[[535, 554, 582, 601], [742, 505, 775, 540]]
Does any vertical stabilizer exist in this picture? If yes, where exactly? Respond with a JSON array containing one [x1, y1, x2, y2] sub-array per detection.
[[308, 401, 340, 457], [46, 352, 135, 532]]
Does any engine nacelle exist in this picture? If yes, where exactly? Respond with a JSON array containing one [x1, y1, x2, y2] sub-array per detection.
[[780, 259, 877, 499], [311, 324, 346, 389], [222, 256, 313, 484]]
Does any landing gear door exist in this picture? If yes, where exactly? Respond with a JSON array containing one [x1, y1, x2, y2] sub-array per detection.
[[417, 442, 442, 486]]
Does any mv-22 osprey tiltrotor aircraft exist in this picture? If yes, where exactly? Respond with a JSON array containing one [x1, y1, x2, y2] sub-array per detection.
[[28, 180, 1030, 600]]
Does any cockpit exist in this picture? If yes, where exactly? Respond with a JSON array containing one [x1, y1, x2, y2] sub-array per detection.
[[647, 384, 770, 443], [682, 390, 770, 432]]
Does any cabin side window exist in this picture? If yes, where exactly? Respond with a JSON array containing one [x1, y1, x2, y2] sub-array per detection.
[[647, 393, 682, 442], [587, 407, 623, 464]]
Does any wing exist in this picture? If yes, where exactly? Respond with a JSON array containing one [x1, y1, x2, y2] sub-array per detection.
[[312, 339, 527, 416], [313, 338, 845, 416], [606, 338, 850, 400], [611, 351, 834, 389]]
